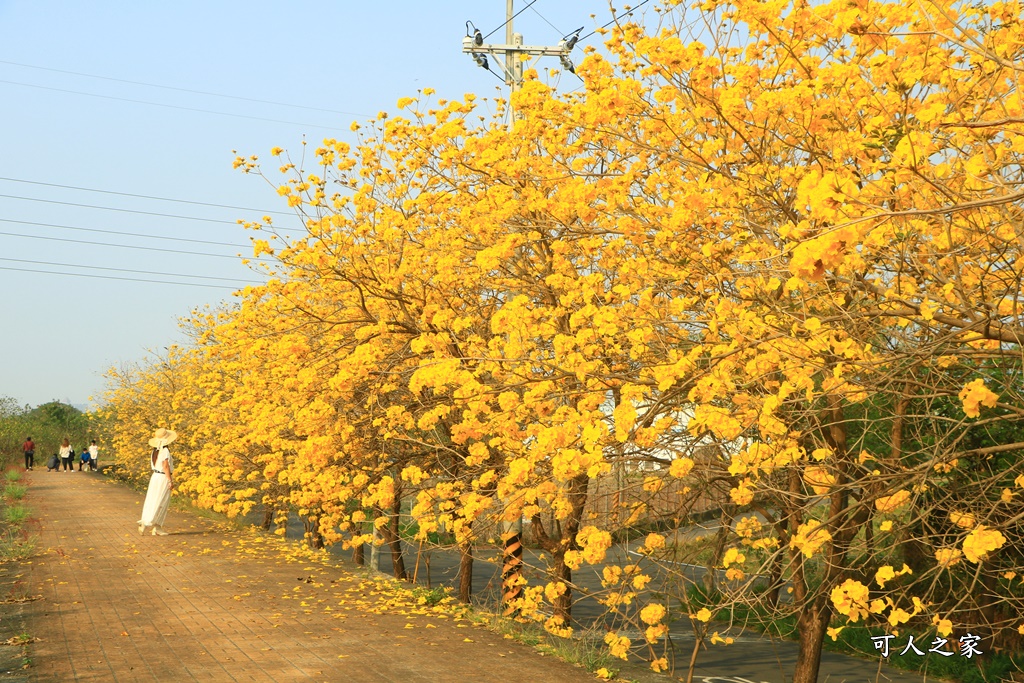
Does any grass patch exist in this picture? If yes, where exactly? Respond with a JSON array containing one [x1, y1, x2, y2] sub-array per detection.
[[479, 613, 618, 674], [0, 528, 35, 562], [410, 585, 450, 607], [537, 628, 617, 673], [826, 626, 1022, 683], [700, 584, 1022, 683], [3, 470, 20, 483], [2, 505, 28, 526], [2, 483, 27, 501]]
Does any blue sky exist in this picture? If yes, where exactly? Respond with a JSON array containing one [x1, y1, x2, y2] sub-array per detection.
[[0, 0, 639, 408]]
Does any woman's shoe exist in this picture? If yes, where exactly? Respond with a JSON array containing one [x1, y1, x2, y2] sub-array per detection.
[[138, 523, 146, 536], [152, 527, 169, 536]]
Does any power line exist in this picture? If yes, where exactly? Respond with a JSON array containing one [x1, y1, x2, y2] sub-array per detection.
[[529, 6, 563, 36], [581, 0, 653, 41], [484, 0, 539, 39], [0, 256, 255, 284], [0, 176, 292, 217], [0, 59, 369, 118], [0, 218, 251, 249], [0, 264, 240, 290], [0, 193, 238, 225], [0, 229, 259, 260], [0, 79, 347, 131]]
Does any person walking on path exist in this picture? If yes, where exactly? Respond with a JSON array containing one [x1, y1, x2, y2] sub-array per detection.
[[138, 427, 175, 536], [88, 439, 99, 471], [59, 438, 74, 472], [22, 436, 35, 471]]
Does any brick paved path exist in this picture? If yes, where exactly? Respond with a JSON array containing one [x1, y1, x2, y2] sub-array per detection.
[[20, 471, 597, 682]]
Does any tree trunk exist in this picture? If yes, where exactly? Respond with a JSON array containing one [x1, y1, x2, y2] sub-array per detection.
[[353, 541, 365, 566], [304, 514, 325, 549], [763, 548, 784, 608], [501, 522, 524, 615], [261, 505, 274, 530], [548, 549, 574, 621], [383, 497, 408, 580], [370, 516, 381, 571], [533, 473, 590, 623], [793, 600, 831, 683], [704, 517, 730, 594], [457, 543, 474, 603], [864, 511, 873, 554]]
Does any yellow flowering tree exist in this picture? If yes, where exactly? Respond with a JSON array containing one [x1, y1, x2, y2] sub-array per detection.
[[98, 0, 1024, 679]]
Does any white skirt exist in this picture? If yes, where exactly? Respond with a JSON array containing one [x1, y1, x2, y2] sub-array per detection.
[[140, 472, 171, 527]]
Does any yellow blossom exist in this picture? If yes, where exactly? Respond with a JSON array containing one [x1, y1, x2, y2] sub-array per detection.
[[603, 632, 631, 660], [962, 526, 1006, 563], [643, 533, 666, 552], [875, 490, 911, 513], [639, 603, 666, 625], [959, 378, 998, 417], [949, 511, 976, 529], [722, 547, 746, 568], [669, 457, 694, 478], [830, 579, 870, 622], [804, 466, 836, 494], [935, 548, 962, 567], [933, 616, 954, 637], [735, 516, 762, 538], [602, 566, 622, 586], [789, 520, 832, 558], [576, 526, 613, 564]]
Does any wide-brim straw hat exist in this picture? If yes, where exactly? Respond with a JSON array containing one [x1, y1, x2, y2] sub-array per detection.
[[148, 428, 178, 448]]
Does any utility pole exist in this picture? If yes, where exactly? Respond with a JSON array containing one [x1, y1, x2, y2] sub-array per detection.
[[462, 1, 581, 618], [463, 2, 581, 121]]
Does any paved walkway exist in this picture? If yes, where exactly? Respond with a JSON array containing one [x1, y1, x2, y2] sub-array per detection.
[[19, 471, 598, 682]]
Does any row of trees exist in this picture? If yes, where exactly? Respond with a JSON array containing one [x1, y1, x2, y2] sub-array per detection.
[[0, 398, 91, 460], [100, 0, 1024, 680]]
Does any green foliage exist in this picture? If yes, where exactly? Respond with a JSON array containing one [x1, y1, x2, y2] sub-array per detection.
[[828, 626, 1022, 683], [399, 519, 450, 545], [0, 397, 94, 459]]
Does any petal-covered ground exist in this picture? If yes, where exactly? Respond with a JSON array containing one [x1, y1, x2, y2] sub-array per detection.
[[18, 471, 598, 682]]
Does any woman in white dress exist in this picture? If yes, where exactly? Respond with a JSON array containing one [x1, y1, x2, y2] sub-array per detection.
[[138, 428, 176, 536]]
